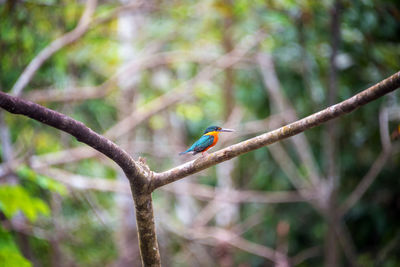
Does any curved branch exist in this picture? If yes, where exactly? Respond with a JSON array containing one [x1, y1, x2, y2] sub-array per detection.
[[0, 91, 145, 184], [339, 146, 396, 216], [151, 71, 400, 190], [11, 0, 98, 96], [10, 0, 148, 97], [2, 69, 400, 267]]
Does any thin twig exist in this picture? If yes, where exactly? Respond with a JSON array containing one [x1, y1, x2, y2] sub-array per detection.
[[11, 0, 149, 97], [23, 49, 250, 103], [291, 246, 321, 265], [339, 148, 393, 216], [2, 70, 400, 266], [11, 0, 98, 96]]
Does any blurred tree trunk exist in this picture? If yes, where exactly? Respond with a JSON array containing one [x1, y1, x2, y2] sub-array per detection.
[[2, 70, 400, 266], [215, 2, 238, 265], [169, 114, 199, 226], [114, 6, 143, 266], [324, 1, 342, 266], [50, 193, 65, 267], [222, 3, 234, 120]]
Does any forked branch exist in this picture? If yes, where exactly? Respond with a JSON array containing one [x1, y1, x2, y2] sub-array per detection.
[[1, 70, 400, 266], [2, 71, 400, 187]]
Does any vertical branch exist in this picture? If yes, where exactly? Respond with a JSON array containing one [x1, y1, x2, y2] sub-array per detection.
[[214, 4, 239, 265], [296, 10, 321, 104], [257, 53, 321, 187], [222, 1, 234, 119], [50, 193, 65, 267], [216, 0, 239, 228], [339, 148, 393, 216], [0, 112, 13, 163], [132, 192, 161, 266], [325, 0, 342, 189], [114, 6, 143, 266], [324, 213, 358, 267], [276, 221, 290, 262], [324, 1, 342, 266], [1, 94, 34, 263]]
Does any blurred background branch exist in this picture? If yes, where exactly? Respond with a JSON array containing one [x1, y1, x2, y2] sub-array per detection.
[[11, 0, 99, 96], [1, 0, 400, 266]]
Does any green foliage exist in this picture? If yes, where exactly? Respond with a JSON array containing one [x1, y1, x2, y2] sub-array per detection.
[[0, 228, 31, 267], [1, 0, 400, 265], [0, 185, 50, 222], [17, 165, 67, 196]]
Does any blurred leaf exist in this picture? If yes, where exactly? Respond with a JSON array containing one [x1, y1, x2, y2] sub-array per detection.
[[0, 185, 50, 222], [17, 165, 67, 195], [0, 228, 31, 267], [176, 104, 204, 121]]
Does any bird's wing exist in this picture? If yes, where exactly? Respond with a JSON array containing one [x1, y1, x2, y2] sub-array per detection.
[[190, 135, 214, 153]]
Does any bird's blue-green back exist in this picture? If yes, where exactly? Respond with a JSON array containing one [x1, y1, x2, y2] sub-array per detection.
[[181, 134, 214, 155]]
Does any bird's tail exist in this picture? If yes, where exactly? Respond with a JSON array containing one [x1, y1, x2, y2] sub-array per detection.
[[179, 151, 188, 155]]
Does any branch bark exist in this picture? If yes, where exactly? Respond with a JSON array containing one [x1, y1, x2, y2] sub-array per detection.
[[0, 91, 144, 181], [1, 70, 400, 266], [0, 90, 160, 265], [151, 71, 400, 189]]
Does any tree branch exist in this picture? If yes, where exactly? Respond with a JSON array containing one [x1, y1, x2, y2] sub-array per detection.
[[103, 31, 265, 140], [257, 52, 322, 187], [133, 193, 161, 266], [1, 71, 400, 267], [339, 146, 394, 216], [151, 71, 400, 190], [0, 91, 145, 185], [163, 182, 310, 204], [0, 90, 161, 265], [11, 0, 98, 96], [10, 0, 149, 97]]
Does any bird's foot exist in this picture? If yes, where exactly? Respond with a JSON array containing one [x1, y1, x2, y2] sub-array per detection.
[[201, 151, 209, 157]]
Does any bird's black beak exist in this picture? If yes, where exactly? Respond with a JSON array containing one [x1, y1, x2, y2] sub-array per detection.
[[219, 128, 234, 132]]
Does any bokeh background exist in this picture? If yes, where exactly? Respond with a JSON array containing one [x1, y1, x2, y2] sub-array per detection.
[[1, 0, 400, 266]]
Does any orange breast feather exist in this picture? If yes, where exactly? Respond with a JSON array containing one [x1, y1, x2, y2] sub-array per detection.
[[204, 131, 219, 151]]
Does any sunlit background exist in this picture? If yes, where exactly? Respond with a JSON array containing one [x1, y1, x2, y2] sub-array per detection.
[[1, 0, 400, 266]]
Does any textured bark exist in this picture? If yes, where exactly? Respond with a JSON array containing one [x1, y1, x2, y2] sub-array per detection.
[[0, 90, 160, 265], [115, 8, 143, 266], [1, 70, 400, 266], [0, 91, 143, 181], [151, 71, 400, 189], [131, 192, 161, 266]]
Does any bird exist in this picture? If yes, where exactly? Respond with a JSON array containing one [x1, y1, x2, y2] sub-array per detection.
[[179, 126, 234, 156]]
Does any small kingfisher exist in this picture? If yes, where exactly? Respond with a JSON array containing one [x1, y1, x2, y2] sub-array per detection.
[[179, 126, 234, 156]]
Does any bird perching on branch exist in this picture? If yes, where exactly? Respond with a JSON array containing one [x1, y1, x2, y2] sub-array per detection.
[[179, 126, 234, 156]]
